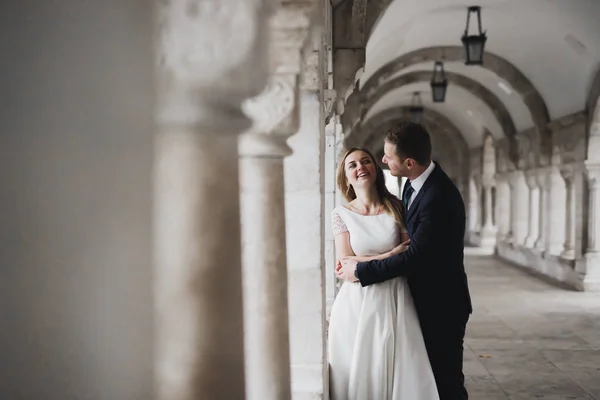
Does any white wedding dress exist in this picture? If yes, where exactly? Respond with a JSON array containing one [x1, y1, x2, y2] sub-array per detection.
[[328, 206, 440, 400]]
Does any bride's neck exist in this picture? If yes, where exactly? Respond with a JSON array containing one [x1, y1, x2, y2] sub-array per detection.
[[354, 186, 381, 212]]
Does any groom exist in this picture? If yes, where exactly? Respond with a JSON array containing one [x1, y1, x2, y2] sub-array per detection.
[[338, 122, 473, 400]]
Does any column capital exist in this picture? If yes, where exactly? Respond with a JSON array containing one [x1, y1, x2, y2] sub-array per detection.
[[156, 0, 274, 132], [494, 172, 508, 184], [506, 169, 524, 187], [559, 162, 584, 182], [524, 169, 539, 189], [584, 162, 600, 190], [240, 3, 318, 157], [535, 166, 551, 189]]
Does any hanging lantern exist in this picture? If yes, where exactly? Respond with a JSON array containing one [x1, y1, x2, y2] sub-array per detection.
[[409, 92, 424, 124], [430, 61, 448, 103], [461, 6, 487, 65]]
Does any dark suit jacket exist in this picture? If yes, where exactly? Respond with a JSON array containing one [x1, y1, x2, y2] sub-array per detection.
[[356, 163, 473, 319]]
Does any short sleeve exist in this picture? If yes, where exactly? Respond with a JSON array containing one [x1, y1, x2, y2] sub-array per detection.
[[332, 210, 348, 236]]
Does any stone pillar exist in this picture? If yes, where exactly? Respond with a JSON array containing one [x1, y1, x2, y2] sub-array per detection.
[[534, 168, 549, 251], [583, 163, 600, 289], [239, 5, 315, 399], [468, 177, 480, 236], [545, 166, 566, 256], [525, 170, 540, 248], [286, 39, 328, 398], [560, 167, 577, 259], [494, 174, 507, 239], [0, 2, 154, 398], [505, 174, 515, 243], [480, 180, 497, 247], [154, 2, 272, 399], [508, 171, 530, 245], [482, 185, 493, 230], [325, 118, 338, 317]]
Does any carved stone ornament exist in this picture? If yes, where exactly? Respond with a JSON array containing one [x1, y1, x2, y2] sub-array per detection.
[[242, 74, 298, 137], [156, 0, 274, 100], [585, 162, 600, 190], [524, 169, 539, 189], [324, 89, 338, 124]]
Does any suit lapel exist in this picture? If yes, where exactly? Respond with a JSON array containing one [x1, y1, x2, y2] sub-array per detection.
[[406, 162, 440, 223]]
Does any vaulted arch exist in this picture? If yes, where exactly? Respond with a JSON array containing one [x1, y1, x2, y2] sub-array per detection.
[[360, 70, 517, 139], [359, 46, 550, 133]]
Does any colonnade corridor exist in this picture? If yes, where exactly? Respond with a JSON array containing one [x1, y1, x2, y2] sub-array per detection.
[[464, 256, 600, 400], [3, 1, 600, 399]]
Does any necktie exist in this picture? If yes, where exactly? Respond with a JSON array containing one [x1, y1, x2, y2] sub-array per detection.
[[403, 181, 414, 209]]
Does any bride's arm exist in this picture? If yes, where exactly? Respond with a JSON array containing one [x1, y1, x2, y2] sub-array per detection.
[[344, 239, 410, 262], [344, 224, 410, 262], [333, 211, 410, 263], [332, 211, 356, 262]]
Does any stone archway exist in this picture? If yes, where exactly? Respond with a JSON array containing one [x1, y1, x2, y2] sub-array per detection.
[[359, 69, 519, 164], [360, 70, 517, 138], [360, 46, 550, 132]]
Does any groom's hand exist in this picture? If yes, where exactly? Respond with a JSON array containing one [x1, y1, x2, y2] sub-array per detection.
[[336, 258, 359, 282]]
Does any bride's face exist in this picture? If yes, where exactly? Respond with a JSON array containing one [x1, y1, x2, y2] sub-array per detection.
[[345, 150, 377, 189]]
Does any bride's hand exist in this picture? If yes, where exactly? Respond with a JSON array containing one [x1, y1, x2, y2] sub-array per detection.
[[335, 260, 344, 279], [390, 239, 411, 255]]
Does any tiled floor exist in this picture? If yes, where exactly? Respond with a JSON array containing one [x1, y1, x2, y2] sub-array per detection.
[[464, 256, 600, 400]]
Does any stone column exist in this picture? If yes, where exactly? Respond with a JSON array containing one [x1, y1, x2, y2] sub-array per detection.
[[482, 185, 494, 230], [505, 173, 515, 243], [545, 166, 566, 256], [154, 2, 272, 399], [525, 170, 540, 248], [534, 168, 549, 251], [468, 177, 480, 237], [324, 115, 338, 317], [508, 171, 530, 244], [583, 163, 600, 289], [560, 166, 577, 259], [239, 5, 315, 399], [286, 35, 328, 398], [514, 171, 530, 246], [0, 2, 154, 398], [480, 179, 497, 247], [494, 174, 507, 239]]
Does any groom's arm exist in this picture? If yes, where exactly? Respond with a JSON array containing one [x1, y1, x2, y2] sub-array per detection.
[[355, 194, 445, 286]]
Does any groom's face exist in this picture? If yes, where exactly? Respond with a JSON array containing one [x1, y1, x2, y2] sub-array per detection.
[[382, 141, 409, 177]]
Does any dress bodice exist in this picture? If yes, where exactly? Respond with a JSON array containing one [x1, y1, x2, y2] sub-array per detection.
[[332, 206, 402, 257]]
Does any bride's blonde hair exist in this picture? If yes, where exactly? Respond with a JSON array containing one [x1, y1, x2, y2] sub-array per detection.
[[337, 147, 405, 226]]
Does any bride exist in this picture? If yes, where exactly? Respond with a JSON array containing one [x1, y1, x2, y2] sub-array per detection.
[[328, 147, 439, 400]]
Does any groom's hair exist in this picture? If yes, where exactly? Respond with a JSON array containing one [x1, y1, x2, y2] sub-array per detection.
[[385, 122, 432, 166]]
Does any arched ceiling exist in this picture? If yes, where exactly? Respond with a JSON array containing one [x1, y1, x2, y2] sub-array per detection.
[[383, 62, 531, 132], [360, 69, 517, 139], [362, 0, 600, 124], [363, 82, 501, 147]]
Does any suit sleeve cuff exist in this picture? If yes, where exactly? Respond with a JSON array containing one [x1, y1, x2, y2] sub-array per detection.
[[355, 261, 369, 286]]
